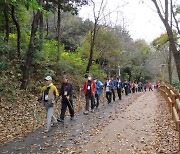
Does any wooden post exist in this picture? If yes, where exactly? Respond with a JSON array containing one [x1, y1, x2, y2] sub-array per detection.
[[176, 99, 180, 150], [161, 64, 165, 85]]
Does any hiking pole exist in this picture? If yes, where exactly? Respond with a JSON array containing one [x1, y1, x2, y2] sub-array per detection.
[[66, 98, 74, 113]]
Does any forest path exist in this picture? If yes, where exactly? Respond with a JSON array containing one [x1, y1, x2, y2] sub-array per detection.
[[1, 91, 178, 153]]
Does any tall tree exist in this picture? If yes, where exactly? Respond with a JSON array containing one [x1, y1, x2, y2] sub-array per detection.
[[21, 0, 88, 89], [3, 2, 10, 42], [11, 4, 21, 58], [57, 0, 61, 61], [151, 0, 180, 81], [152, 34, 175, 84], [21, 0, 42, 89], [86, 0, 106, 73], [39, 11, 44, 51], [43, 0, 88, 61]]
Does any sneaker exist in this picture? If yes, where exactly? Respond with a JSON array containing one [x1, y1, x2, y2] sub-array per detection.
[[51, 121, 58, 127], [57, 118, 64, 123], [44, 129, 49, 133], [83, 111, 89, 115], [91, 109, 94, 113]]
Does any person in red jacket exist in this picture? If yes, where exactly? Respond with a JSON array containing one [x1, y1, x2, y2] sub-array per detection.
[[82, 74, 96, 115], [149, 82, 153, 91]]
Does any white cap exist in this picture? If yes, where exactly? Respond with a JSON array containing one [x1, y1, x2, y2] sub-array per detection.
[[45, 76, 52, 81]]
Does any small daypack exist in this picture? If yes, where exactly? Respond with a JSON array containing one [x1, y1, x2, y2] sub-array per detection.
[[43, 86, 53, 107]]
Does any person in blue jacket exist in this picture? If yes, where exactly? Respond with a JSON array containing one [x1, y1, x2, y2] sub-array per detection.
[[110, 76, 116, 102], [116, 77, 123, 100], [94, 77, 103, 109]]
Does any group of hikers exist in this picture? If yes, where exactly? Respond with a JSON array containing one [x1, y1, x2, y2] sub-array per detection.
[[38, 74, 160, 132]]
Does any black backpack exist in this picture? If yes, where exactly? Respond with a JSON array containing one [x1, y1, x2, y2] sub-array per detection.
[[43, 86, 51, 102]]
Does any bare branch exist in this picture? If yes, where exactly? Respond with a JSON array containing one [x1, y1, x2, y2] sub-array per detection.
[[172, 6, 180, 35], [158, 0, 165, 14], [165, 0, 168, 22], [151, 0, 166, 23]]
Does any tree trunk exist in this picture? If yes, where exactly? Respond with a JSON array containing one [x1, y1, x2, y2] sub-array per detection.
[[3, 4, 10, 42], [57, 1, 61, 62], [86, 45, 94, 73], [11, 5, 21, 58], [21, 10, 41, 89], [166, 24, 180, 82], [39, 12, 44, 51], [168, 45, 173, 84], [46, 17, 49, 36], [86, 22, 98, 73], [152, 0, 180, 81]]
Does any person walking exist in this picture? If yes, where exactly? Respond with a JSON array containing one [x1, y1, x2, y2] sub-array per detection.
[[82, 74, 96, 115], [116, 77, 123, 100], [104, 76, 113, 104], [132, 82, 135, 93], [110, 76, 116, 102], [94, 77, 103, 109], [38, 76, 59, 131], [123, 80, 129, 96], [57, 75, 74, 123], [144, 83, 147, 92], [149, 82, 153, 91], [157, 81, 161, 91], [135, 82, 138, 93]]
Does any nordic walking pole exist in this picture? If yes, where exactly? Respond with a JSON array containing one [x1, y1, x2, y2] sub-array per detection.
[[66, 97, 74, 113]]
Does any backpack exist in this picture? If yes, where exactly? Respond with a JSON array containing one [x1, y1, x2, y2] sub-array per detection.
[[43, 86, 53, 107]]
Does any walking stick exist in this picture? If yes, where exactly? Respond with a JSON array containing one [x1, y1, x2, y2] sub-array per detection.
[[66, 98, 74, 113]]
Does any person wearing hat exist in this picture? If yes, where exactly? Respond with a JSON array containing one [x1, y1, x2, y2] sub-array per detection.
[[57, 75, 74, 123], [82, 74, 96, 115], [38, 76, 59, 131]]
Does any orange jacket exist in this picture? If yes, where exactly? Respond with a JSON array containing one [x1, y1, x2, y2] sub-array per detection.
[[82, 80, 96, 96]]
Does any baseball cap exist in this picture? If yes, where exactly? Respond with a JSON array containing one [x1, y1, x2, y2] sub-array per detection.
[[63, 75, 68, 79], [45, 76, 52, 81]]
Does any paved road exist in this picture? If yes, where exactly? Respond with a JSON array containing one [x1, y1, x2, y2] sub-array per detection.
[[1, 92, 159, 154], [83, 92, 158, 153]]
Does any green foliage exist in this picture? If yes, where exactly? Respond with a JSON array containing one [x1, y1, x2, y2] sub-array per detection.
[[39, 39, 59, 61], [0, 35, 12, 69], [172, 81, 180, 90], [61, 13, 92, 51], [175, 5, 180, 15], [152, 33, 168, 51]]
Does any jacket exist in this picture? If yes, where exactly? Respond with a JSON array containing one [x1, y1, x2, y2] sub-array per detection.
[[116, 80, 123, 89], [95, 80, 102, 95], [59, 82, 73, 100], [82, 80, 96, 96], [104, 80, 114, 92], [39, 83, 59, 107]]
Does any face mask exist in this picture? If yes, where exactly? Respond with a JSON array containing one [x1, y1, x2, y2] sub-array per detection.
[[88, 77, 92, 80], [94, 80, 97, 82]]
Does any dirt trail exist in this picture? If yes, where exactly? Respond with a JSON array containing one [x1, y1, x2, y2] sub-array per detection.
[[83, 92, 158, 153]]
